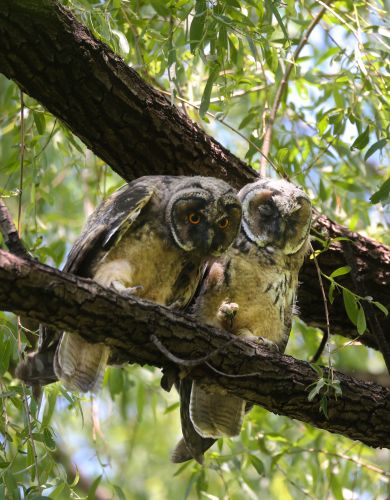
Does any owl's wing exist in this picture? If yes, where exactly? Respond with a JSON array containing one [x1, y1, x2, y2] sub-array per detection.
[[64, 183, 155, 275], [54, 183, 156, 392], [15, 183, 155, 390]]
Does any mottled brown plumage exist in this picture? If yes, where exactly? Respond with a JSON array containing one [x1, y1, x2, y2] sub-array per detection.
[[172, 178, 311, 463], [52, 175, 242, 392]]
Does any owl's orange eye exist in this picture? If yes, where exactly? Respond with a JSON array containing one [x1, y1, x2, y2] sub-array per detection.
[[218, 217, 229, 229], [188, 212, 201, 224]]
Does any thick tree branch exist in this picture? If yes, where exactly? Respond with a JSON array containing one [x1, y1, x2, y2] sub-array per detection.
[[0, 0, 389, 352], [1, 249, 390, 449]]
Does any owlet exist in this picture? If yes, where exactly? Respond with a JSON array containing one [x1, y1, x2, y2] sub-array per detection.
[[172, 178, 312, 463]]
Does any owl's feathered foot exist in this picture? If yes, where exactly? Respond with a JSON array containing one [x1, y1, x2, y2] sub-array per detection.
[[237, 329, 279, 351], [253, 336, 279, 351], [217, 301, 239, 330], [111, 281, 144, 297]]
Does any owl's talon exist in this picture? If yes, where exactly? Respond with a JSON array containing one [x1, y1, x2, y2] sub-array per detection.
[[254, 336, 279, 352], [218, 301, 239, 318], [111, 281, 144, 296], [217, 301, 239, 329]]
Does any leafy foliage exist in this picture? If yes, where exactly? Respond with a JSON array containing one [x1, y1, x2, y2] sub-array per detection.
[[1, 0, 389, 498]]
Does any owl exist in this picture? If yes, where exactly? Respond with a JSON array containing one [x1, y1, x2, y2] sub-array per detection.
[[50, 175, 242, 392], [172, 178, 312, 463]]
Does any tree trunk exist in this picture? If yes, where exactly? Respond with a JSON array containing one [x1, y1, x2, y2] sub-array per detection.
[[1, 249, 390, 449]]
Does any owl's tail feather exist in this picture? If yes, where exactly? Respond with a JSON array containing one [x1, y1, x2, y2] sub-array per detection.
[[15, 350, 57, 386], [171, 438, 200, 464], [54, 333, 110, 393], [190, 382, 245, 438]]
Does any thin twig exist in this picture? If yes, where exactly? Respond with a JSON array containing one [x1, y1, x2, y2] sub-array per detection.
[[159, 89, 283, 175], [17, 91, 25, 236], [287, 447, 390, 478], [275, 464, 316, 499], [192, 84, 270, 106], [17, 90, 41, 490], [260, 1, 332, 173], [205, 361, 264, 380], [151, 334, 236, 367], [310, 242, 331, 363]]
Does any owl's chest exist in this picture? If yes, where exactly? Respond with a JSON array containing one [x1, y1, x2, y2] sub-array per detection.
[[203, 251, 295, 343], [95, 226, 199, 307]]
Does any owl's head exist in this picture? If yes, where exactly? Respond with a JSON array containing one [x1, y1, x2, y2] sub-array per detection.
[[166, 177, 242, 257], [239, 179, 312, 254]]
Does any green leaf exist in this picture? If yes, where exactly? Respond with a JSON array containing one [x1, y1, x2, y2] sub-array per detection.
[[190, 1, 207, 53], [370, 177, 390, 204], [372, 301, 389, 316], [317, 115, 328, 135], [330, 475, 344, 500], [108, 367, 124, 399], [319, 178, 328, 201], [250, 455, 265, 475], [308, 378, 325, 401], [113, 485, 127, 500], [136, 382, 145, 421], [329, 266, 351, 279], [364, 138, 387, 161], [356, 305, 367, 335], [350, 126, 370, 150], [332, 380, 342, 398], [41, 388, 57, 428], [43, 427, 56, 451], [50, 481, 66, 499], [173, 461, 191, 477], [69, 466, 80, 487], [268, 0, 289, 41], [342, 289, 359, 325], [88, 475, 102, 500], [239, 113, 256, 130], [328, 280, 336, 304], [0, 338, 12, 375], [320, 397, 328, 418], [164, 402, 180, 414], [33, 111, 46, 134], [276, 147, 289, 163], [112, 29, 130, 55], [199, 65, 220, 118]]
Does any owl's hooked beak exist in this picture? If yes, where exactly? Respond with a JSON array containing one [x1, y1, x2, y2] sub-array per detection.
[[200, 227, 216, 255]]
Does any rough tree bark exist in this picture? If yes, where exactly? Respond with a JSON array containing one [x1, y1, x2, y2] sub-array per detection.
[[0, 0, 388, 351], [1, 249, 390, 449]]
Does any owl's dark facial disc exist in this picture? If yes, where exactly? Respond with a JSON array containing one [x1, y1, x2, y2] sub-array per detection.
[[241, 188, 283, 247], [209, 198, 242, 256], [168, 190, 242, 257], [240, 179, 312, 254]]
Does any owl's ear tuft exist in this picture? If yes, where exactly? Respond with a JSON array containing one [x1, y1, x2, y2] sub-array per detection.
[[283, 197, 312, 255], [249, 189, 273, 209]]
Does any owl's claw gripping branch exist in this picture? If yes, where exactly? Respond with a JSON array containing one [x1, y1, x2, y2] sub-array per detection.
[[111, 281, 144, 296]]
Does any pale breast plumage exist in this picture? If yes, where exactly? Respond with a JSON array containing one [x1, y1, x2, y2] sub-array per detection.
[[173, 178, 312, 463]]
